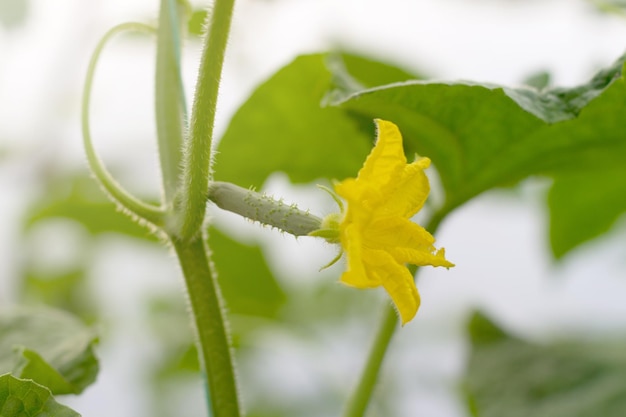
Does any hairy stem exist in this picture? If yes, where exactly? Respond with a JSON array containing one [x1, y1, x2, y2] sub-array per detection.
[[178, 0, 236, 240], [173, 237, 241, 417], [155, 0, 186, 206], [342, 216, 444, 417]]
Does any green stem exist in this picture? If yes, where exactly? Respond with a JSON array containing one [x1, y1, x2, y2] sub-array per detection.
[[178, 0, 236, 240], [342, 216, 444, 417], [343, 304, 398, 417], [173, 237, 241, 417], [155, 0, 187, 206]]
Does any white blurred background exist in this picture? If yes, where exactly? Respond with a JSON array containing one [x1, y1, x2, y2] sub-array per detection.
[[1, 0, 626, 416]]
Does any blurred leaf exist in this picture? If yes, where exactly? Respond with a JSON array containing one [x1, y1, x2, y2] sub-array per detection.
[[142, 228, 287, 417], [334, 54, 626, 215], [0, 0, 28, 29], [0, 374, 80, 417], [188, 9, 208, 36], [146, 295, 199, 376], [208, 227, 286, 318], [339, 53, 421, 87], [25, 173, 157, 241], [0, 307, 98, 395], [144, 295, 201, 417], [464, 312, 626, 417], [522, 71, 551, 90], [21, 268, 97, 324], [590, 0, 626, 17], [548, 166, 626, 258], [215, 52, 422, 188], [467, 311, 508, 345], [323, 52, 420, 102]]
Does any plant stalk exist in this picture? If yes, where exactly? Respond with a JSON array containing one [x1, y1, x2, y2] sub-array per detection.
[[173, 237, 241, 417], [155, 0, 187, 206], [342, 216, 444, 417], [178, 0, 236, 240], [343, 304, 398, 417]]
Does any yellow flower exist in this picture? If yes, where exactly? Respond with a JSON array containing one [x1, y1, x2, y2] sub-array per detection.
[[330, 119, 453, 324]]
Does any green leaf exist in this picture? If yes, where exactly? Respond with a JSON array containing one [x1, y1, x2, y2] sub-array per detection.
[[0, 307, 98, 395], [464, 312, 626, 417], [215, 53, 420, 188], [188, 9, 208, 36], [208, 227, 286, 318], [467, 311, 508, 346], [24, 173, 156, 240], [591, 0, 626, 16], [0, 374, 80, 417], [522, 71, 551, 90], [21, 269, 97, 324], [217, 51, 626, 258], [342, 53, 421, 85], [548, 166, 626, 258], [0, 0, 28, 30], [333, 55, 626, 214]]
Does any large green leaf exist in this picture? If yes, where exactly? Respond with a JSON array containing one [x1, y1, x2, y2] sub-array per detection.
[[0, 308, 98, 395], [333, 55, 626, 215], [464, 312, 626, 417], [208, 227, 286, 318], [548, 166, 626, 258], [215, 53, 420, 189], [217, 51, 626, 258], [0, 374, 80, 417]]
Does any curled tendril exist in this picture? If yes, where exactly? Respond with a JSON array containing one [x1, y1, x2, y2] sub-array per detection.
[[82, 22, 166, 226]]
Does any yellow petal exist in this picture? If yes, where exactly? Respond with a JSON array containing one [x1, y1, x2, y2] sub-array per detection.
[[372, 251, 421, 324], [340, 224, 379, 288], [390, 247, 455, 268], [355, 119, 406, 190], [335, 178, 372, 215], [366, 217, 436, 250], [378, 157, 431, 218]]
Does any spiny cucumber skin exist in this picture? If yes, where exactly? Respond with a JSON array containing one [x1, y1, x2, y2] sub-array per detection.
[[208, 181, 322, 236]]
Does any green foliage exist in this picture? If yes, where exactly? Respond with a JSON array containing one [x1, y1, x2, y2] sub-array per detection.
[[0, 308, 98, 395], [215, 53, 421, 188], [334, 55, 626, 216], [464, 312, 626, 417], [522, 71, 552, 90], [23, 169, 286, 321], [21, 268, 96, 324], [9, 0, 626, 414], [24, 173, 155, 240], [0, 374, 80, 417], [208, 227, 286, 318], [218, 51, 626, 258], [548, 166, 626, 258], [590, 0, 626, 16], [188, 9, 208, 36], [0, 0, 28, 29]]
